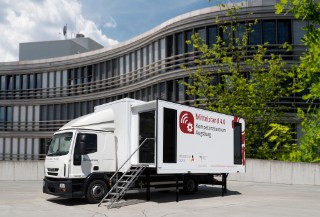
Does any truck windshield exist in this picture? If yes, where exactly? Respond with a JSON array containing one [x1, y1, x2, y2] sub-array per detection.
[[47, 132, 73, 156]]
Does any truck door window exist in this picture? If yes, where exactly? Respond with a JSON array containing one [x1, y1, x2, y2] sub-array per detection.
[[75, 133, 97, 154]]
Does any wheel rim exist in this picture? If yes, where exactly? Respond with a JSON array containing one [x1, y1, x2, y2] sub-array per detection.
[[91, 184, 105, 198], [186, 179, 195, 192]]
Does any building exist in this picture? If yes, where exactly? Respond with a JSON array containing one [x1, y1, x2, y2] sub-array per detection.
[[19, 35, 104, 61], [0, 0, 306, 160]]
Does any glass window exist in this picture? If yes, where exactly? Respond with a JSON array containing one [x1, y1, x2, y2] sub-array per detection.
[[75, 69, 80, 85], [160, 82, 166, 99], [262, 21, 276, 44], [235, 23, 246, 44], [75, 102, 80, 118], [112, 59, 118, 76], [47, 132, 73, 156], [87, 63, 92, 83], [160, 38, 166, 60], [82, 67, 87, 84], [100, 62, 106, 79], [166, 35, 173, 57], [61, 104, 67, 120], [48, 105, 54, 120], [106, 61, 111, 78], [148, 44, 153, 64], [154, 42, 159, 62], [7, 107, 13, 122], [15, 75, 21, 90], [141, 48, 145, 67], [153, 85, 158, 99], [40, 105, 47, 121], [278, 20, 291, 44], [1, 76, 5, 91], [137, 50, 141, 69], [196, 28, 206, 43], [22, 75, 28, 90], [148, 87, 152, 101], [68, 103, 74, 119], [0, 107, 5, 123], [54, 104, 61, 120], [81, 102, 87, 116], [36, 73, 41, 89], [177, 80, 185, 101], [7, 76, 13, 91], [249, 22, 261, 45], [125, 54, 129, 74], [29, 74, 34, 89], [292, 20, 306, 44], [175, 32, 183, 55], [208, 26, 217, 48], [93, 64, 99, 81], [185, 30, 193, 53], [222, 25, 232, 45], [186, 78, 194, 100], [167, 81, 173, 101], [142, 89, 146, 101]]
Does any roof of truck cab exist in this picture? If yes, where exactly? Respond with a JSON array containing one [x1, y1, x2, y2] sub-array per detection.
[[59, 108, 115, 131]]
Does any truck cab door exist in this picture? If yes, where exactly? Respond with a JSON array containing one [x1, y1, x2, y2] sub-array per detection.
[[71, 132, 99, 178]]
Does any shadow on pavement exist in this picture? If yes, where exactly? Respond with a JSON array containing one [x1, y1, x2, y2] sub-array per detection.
[[47, 185, 241, 207]]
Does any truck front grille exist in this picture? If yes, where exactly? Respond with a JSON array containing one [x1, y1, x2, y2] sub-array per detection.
[[47, 168, 59, 172]]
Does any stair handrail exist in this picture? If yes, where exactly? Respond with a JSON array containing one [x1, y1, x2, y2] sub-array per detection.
[[108, 137, 155, 183]]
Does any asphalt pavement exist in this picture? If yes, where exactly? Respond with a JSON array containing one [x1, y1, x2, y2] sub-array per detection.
[[0, 181, 319, 217]]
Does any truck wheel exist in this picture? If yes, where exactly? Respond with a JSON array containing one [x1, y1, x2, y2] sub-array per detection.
[[183, 178, 197, 195], [86, 180, 108, 204]]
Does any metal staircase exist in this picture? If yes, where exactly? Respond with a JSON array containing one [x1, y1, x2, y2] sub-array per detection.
[[99, 164, 147, 208], [98, 138, 154, 208]]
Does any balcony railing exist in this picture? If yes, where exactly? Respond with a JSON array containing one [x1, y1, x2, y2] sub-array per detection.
[[0, 45, 305, 101]]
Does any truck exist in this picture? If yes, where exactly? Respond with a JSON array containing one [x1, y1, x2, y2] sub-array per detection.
[[43, 98, 245, 207]]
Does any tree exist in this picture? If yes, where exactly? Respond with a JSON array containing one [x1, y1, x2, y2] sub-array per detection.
[[276, 0, 320, 162], [182, 3, 294, 159]]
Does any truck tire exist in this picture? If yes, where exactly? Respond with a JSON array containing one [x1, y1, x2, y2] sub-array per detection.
[[86, 180, 108, 204], [183, 177, 197, 195]]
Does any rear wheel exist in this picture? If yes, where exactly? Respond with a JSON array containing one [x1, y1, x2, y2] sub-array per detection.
[[183, 177, 197, 195], [86, 180, 108, 204]]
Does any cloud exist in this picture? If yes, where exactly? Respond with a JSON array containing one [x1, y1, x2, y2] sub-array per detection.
[[104, 16, 117, 28], [0, 0, 118, 62]]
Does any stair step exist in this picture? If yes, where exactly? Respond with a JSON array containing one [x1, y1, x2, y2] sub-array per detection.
[[99, 165, 148, 208], [108, 192, 120, 196]]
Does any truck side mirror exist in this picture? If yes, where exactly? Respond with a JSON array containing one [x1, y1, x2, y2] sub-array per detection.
[[46, 139, 52, 153], [79, 140, 86, 155], [79, 134, 87, 155]]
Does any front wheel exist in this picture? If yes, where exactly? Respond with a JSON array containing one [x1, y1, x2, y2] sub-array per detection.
[[86, 180, 108, 204]]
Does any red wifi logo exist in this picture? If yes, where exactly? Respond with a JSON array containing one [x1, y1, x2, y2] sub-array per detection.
[[179, 111, 194, 134]]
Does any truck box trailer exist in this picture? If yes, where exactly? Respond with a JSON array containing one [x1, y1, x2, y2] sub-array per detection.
[[43, 98, 245, 207]]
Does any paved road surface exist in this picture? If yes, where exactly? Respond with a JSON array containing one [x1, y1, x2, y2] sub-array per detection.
[[0, 181, 319, 217]]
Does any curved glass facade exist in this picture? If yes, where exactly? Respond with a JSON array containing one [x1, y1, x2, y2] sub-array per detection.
[[0, 2, 307, 160]]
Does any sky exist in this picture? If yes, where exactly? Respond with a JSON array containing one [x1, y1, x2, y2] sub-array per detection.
[[0, 0, 214, 62]]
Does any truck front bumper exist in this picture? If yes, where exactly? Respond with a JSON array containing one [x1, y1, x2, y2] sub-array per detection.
[[43, 177, 83, 198]]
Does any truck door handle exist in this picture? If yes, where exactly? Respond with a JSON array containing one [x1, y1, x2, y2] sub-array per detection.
[[93, 166, 99, 171]]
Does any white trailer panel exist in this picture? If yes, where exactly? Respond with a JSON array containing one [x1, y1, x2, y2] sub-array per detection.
[[156, 100, 245, 174]]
